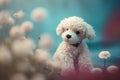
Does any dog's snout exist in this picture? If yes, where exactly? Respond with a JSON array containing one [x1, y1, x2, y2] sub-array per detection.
[[66, 34, 72, 39]]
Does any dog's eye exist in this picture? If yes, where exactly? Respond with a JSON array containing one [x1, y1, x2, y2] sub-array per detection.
[[76, 31, 80, 34]]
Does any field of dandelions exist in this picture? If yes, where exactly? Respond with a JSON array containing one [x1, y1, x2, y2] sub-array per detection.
[[0, 0, 120, 80]]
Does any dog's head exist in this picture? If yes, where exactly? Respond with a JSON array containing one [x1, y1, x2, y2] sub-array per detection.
[[56, 16, 96, 44]]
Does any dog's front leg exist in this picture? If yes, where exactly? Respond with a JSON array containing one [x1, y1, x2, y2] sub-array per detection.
[[53, 52, 74, 73], [78, 52, 93, 72]]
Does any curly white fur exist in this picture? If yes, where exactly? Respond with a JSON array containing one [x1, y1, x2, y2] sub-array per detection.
[[53, 16, 95, 74]]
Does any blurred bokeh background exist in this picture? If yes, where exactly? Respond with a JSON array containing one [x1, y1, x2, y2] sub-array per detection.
[[1, 0, 120, 67]]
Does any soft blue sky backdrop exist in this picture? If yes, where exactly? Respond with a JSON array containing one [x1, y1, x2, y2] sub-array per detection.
[[5, 0, 120, 67]]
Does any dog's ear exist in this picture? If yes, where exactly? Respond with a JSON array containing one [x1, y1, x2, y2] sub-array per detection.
[[84, 22, 96, 40], [56, 18, 69, 36], [56, 24, 64, 36]]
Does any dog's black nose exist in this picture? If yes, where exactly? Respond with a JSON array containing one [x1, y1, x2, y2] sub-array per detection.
[[66, 34, 71, 39]]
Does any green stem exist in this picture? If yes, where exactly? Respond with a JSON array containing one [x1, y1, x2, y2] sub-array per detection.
[[103, 59, 106, 72]]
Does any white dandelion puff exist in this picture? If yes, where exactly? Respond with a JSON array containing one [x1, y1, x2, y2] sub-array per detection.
[[46, 60, 61, 73], [31, 7, 47, 22], [107, 65, 119, 73], [38, 34, 54, 50], [15, 59, 32, 72], [0, 11, 14, 25], [0, 45, 12, 65], [21, 21, 33, 33], [0, 11, 10, 25], [98, 51, 111, 70], [91, 68, 103, 74], [13, 10, 24, 20], [0, 0, 11, 7], [30, 74, 46, 80], [7, 17, 15, 25], [10, 73, 28, 80], [10, 26, 24, 39], [12, 38, 35, 58], [4, 38, 11, 46], [98, 51, 111, 59], [33, 49, 50, 64]]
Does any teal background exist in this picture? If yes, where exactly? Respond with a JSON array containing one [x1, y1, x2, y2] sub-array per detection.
[[4, 0, 120, 67]]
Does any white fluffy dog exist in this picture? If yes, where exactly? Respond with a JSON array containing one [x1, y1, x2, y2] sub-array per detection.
[[53, 16, 96, 73]]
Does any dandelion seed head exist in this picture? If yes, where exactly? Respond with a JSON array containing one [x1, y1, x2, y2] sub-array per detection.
[[34, 49, 50, 64], [10, 73, 28, 80], [0, 0, 11, 7], [31, 7, 47, 22], [10, 26, 24, 39], [12, 38, 35, 58], [21, 21, 33, 33], [0, 45, 12, 65], [98, 51, 111, 59], [13, 10, 24, 20]]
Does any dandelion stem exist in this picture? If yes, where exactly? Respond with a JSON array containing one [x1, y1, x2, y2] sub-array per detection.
[[103, 59, 106, 72]]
